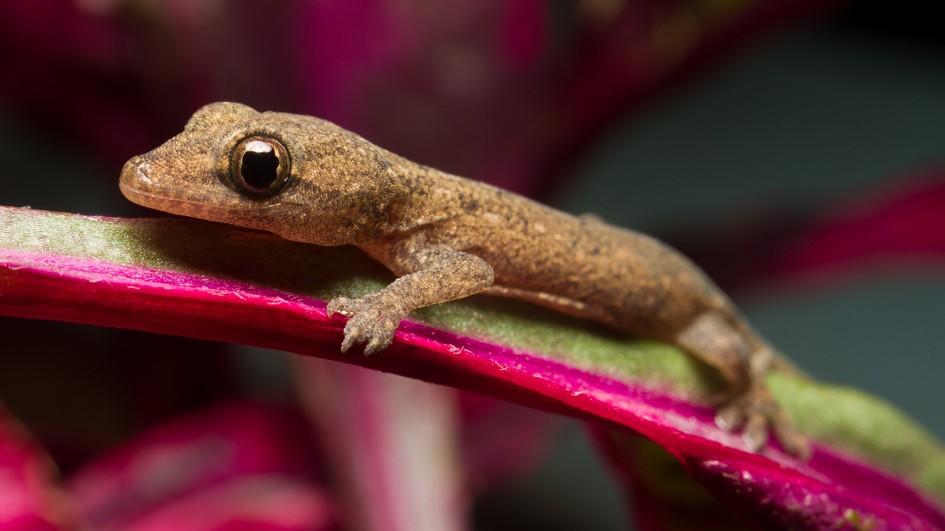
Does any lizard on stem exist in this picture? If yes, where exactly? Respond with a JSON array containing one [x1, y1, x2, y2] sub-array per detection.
[[120, 102, 808, 456]]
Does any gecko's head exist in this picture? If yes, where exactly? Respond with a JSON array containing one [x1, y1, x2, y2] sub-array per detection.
[[120, 101, 402, 245]]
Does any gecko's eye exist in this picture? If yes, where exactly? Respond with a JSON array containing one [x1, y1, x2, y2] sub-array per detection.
[[229, 136, 291, 197]]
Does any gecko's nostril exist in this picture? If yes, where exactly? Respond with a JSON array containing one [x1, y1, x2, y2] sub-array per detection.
[[119, 155, 152, 193]]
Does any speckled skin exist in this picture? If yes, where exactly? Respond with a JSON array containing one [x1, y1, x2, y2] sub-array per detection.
[[120, 102, 806, 456]]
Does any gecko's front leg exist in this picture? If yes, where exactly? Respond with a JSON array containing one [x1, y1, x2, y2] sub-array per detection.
[[327, 243, 495, 354]]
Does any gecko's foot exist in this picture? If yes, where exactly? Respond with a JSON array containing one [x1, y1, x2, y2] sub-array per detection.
[[676, 313, 809, 457], [714, 384, 810, 458], [327, 296, 404, 355]]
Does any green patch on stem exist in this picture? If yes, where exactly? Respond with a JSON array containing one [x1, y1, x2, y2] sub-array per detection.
[[769, 373, 945, 498]]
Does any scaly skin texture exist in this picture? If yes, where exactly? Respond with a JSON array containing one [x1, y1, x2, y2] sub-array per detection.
[[120, 102, 807, 456]]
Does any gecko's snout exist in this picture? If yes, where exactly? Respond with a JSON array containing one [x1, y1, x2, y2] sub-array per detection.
[[120, 155, 144, 182], [119, 155, 159, 205]]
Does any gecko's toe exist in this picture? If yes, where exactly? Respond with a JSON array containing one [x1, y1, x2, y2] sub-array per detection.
[[715, 403, 745, 432], [777, 424, 811, 459], [334, 301, 401, 355], [743, 413, 768, 451], [364, 336, 387, 356], [343, 314, 376, 353], [340, 322, 360, 352], [715, 385, 809, 458], [771, 404, 811, 458], [328, 296, 359, 317], [359, 314, 396, 355]]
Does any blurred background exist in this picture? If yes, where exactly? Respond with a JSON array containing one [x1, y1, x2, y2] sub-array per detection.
[[1, 0, 944, 529]]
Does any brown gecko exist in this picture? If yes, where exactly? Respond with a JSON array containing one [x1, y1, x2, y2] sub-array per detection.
[[120, 102, 807, 456]]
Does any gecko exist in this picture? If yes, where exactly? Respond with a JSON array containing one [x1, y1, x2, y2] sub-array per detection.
[[120, 102, 807, 456]]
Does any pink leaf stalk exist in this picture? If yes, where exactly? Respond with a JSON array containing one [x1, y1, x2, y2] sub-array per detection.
[[1, 206, 944, 530], [294, 360, 466, 531]]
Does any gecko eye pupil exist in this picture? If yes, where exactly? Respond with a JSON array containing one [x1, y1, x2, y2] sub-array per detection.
[[242, 145, 278, 188], [229, 137, 291, 196]]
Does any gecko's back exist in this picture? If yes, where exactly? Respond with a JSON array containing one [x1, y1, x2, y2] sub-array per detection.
[[388, 161, 736, 343]]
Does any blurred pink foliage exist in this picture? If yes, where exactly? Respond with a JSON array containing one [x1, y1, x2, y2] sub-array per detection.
[[67, 402, 331, 530], [0, 0, 842, 194], [0, 408, 67, 531], [770, 173, 945, 282]]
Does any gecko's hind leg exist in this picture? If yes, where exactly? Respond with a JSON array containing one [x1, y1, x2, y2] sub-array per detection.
[[676, 312, 808, 457]]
